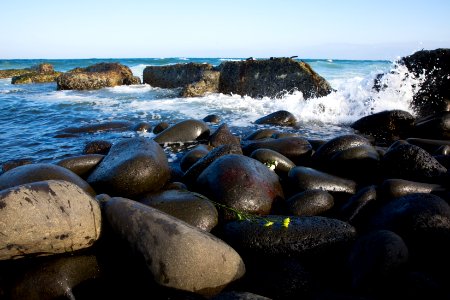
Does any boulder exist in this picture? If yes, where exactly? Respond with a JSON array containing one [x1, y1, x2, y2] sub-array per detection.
[[254, 110, 297, 127], [286, 190, 334, 216], [218, 58, 332, 99], [400, 48, 450, 117], [87, 137, 170, 198], [380, 143, 447, 183], [0, 180, 101, 260], [196, 154, 284, 219], [0, 163, 95, 196], [179, 144, 211, 172], [153, 119, 210, 144], [153, 121, 169, 134], [243, 129, 279, 141], [348, 230, 409, 290], [220, 215, 356, 257], [56, 154, 104, 178], [8, 255, 100, 299], [351, 110, 415, 144], [139, 189, 218, 232], [209, 123, 240, 147], [288, 166, 357, 195], [83, 140, 113, 155], [56, 63, 140, 90], [413, 112, 450, 139], [182, 144, 243, 186], [379, 179, 445, 199], [249, 148, 295, 178], [12, 72, 62, 84], [203, 114, 221, 124], [59, 121, 133, 135], [339, 185, 378, 228], [104, 197, 245, 296], [242, 137, 312, 165]]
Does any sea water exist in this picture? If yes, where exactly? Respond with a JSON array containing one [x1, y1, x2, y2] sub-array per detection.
[[0, 58, 423, 165]]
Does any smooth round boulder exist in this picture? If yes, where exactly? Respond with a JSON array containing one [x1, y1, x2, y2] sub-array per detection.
[[312, 134, 372, 168], [179, 144, 211, 172], [153, 121, 170, 134], [242, 137, 312, 165], [83, 140, 112, 155], [379, 179, 445, 199], [288, 166, 357, 195], [139, 189, 218, 231], [348, 230, 409, 290], [406, 138, 450, 154], [104, 197, 245, 297], [339, 185, 378, 228], [380, 144, 447, 183], [132, 122, 152, 132], [182, 144, 243, 186], [87, 137, 170, 198], [56, 154, 104, 178], [0, 180, 101, 260], [0, 163, 95, 196], [286, 190, 334, 216], [209, 123, 240, 147], [196, 155, 284, 219], [153, 119, 210, 144], [351, 110, 415, 144], [60, 121, 132, 135], [254, 110, 297, 127], [203, 114, 221, 124], [250, 148, 295, 178], [243, 129, 279, 141], [8, 255, 100, 300], [220, 215, 356, 257], [370, 193, 450, 262]]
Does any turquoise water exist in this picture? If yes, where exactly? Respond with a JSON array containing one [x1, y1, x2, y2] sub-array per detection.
[[0, 57, 420, 165]]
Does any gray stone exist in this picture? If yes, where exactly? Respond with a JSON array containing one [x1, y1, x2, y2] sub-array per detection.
[[0, 163, 95, 196], [104, 197, 245, 296], [139, 189, 218, 231], [218, 58, 332, 99], [0, 180, 101, 260], [153, 119, 210, 144], [87, 137, 170, 198]]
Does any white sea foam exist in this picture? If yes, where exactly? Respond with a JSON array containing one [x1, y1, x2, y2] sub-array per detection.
[[219, 58, 242, 62], [106, 84, 156, 94]]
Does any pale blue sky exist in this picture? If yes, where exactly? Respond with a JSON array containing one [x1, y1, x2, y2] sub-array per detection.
[[1, 0, 449, 59]]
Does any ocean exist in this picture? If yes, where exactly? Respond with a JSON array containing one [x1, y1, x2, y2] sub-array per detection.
[[0, 57, 422, 165]]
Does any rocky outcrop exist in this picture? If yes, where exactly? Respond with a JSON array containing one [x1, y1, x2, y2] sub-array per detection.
[[56, 63, 140, 90], [218, 58, 333, 99], [143, 63, 220, 97], [11, 63, 61, 84], [399, 49, 450, 117], [0, 69, 31, 79]]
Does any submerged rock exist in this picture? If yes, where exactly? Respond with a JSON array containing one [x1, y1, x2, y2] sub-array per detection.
[[0, 180, 101, 260], [218, 57, 332, 99], [104, 197, 245, 296], [56, 63, 140, 90]]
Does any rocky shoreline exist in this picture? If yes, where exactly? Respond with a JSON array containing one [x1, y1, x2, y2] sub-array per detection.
[[0, 49, 449, 299]]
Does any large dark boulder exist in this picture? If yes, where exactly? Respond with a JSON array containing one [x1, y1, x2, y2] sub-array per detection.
[[56, 63, 140, 90], [399, 49, 450, 117], [87, 137, 170, 198], [218, 58, 332, 99], [196, 154, 284, 219], [143, 63, 220, 97], [351, 110, 415, 144], [153, 119, 210, 144]]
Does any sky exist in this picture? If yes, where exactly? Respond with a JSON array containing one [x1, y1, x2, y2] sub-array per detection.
[[0, 0, 449, 60]]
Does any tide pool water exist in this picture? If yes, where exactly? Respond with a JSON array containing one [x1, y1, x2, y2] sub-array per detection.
[[0, 57, 422, 164]]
